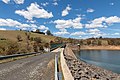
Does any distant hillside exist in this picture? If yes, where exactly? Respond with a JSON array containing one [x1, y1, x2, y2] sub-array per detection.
[[0, 30, 56, 43], [79, 37, 120, 46], [0, 30, 60, 55]]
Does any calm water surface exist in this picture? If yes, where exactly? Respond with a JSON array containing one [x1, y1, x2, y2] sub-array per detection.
[[78, 50, 120, 74]]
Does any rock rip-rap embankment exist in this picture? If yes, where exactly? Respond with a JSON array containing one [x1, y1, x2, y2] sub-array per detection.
[[64, 47, 120, 80]]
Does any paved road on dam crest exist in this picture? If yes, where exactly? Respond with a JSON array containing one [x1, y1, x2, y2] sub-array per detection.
[[0, 52, 56, 80]]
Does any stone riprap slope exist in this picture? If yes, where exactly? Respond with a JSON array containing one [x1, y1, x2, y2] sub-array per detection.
[[64, 55, 120, 80]]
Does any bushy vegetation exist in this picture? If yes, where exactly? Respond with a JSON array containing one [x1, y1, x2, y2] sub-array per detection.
[[17, 35, 23, 42], [0, 40, 19, 55], [32, 37, 43, 52], [46, 30, 53, 36], [6, 42, 19, 55], [79, 38, 120, 46], [32, 29, 45, 35], [0, 30, 57, 55]]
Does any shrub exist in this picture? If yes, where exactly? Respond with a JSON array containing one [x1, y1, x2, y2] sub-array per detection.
[[33, 42, 38, 52], [46, 30, 53, 36], [44, 43, 50, 48], [16, 35, 23, 42], [20, 48, 28, 53], [34, 37, 42, 43], [25, 32, 31, 40], [38, 44, 44, 51], [98, 40, 102, 45], [6, 42, 19, 55], [0, 38, 6, 40], [30, 37, 34, 41]]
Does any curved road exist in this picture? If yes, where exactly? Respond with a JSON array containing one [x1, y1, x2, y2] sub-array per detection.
[[0, 52, 57, 80]]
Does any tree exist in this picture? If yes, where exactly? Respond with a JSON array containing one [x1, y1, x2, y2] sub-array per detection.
[[87, 40, 91, 45], [7, 42, 19, 55], [79, 40, 83, 45], [46, 30, 53, 36], [33, 42, 38, 52], [34, 37, 42, 43], [108, 39, 114, 45], [44, 43, 50, 48], [17, 35, 22, 42], [98, 40, 102, 45], [32, 37, 43, 52], [99, 36, 102, 39], [25, 32, 30, 40], [35, 29, 40, 33]]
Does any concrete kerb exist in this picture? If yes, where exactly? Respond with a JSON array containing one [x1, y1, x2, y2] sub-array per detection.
[[60, 48, 74, 80], [55, 54, 58, 80]]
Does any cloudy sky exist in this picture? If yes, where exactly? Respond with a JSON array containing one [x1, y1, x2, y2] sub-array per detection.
[[0, 0, 120, 39]]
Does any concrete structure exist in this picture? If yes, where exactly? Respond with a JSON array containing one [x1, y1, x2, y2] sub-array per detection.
[[60, 48, 74, 80]]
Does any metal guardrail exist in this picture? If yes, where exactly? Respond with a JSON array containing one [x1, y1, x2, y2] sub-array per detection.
[[0, 52, 38, 60], [0, 44, 65, 60], [50, 44, 65, 51]]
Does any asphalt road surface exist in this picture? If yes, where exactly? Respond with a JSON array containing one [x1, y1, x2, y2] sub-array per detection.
[[0, 52, 57, 80]]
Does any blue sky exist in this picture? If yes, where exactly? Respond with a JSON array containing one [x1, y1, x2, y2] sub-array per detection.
[[0, 0, 120, 39]]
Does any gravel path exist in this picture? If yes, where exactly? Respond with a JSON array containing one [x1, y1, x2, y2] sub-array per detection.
[[0, 52, 56, 80]]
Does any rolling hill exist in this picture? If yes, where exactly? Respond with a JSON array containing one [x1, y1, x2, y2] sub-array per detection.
[[0, 30, 58, 55]]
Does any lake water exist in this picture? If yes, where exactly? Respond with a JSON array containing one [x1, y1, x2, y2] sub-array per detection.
[[77, 50, 120, 74]]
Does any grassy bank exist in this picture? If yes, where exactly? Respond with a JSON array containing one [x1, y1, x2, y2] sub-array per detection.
[[0, 30, 57, 55]]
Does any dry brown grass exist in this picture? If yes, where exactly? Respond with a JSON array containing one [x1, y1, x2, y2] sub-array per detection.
[[0, 30, 58, 55], [0, 30, 56, 43]]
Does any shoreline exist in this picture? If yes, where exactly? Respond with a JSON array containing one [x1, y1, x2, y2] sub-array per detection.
[[80, 45, 120, 50], [64, 46, 120, 79]]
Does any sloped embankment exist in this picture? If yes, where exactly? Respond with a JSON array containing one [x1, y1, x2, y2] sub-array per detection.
[[64, 47, 120, 80]]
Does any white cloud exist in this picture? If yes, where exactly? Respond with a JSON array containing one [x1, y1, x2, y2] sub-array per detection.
[[94, 33, 107, 37], [38, 25, 49, 30], [85, 17, 107, 28], [86, 29, 108, 38], [91, 17, 106, 24], [87, 29, 100, 35], [87, 8, 94, 13], [14, 0, 24, 4], [54, 31, 69, 36], [54, 17, 83, 30], [31, 28, 37, 32], [53, 0, 57, 1], [62, 5, 71, 16], [15, 3, 53, 20], [105, 16, 120, 24], [27, 20, 36, 23], [54, 28, 69, 36], [30, 24, 37, 28], [85, 16, 120, 28], [0, 28, 6, 30], [2, 0, 10, 4], [70, 31, 86, 36], [53, 2, 58, 6], [110, 3, 114, 6], [0, 18, 37, 29], [2, 0, 24, 4], [112, 33, 120, 35], [41, 2, 49, 7]]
